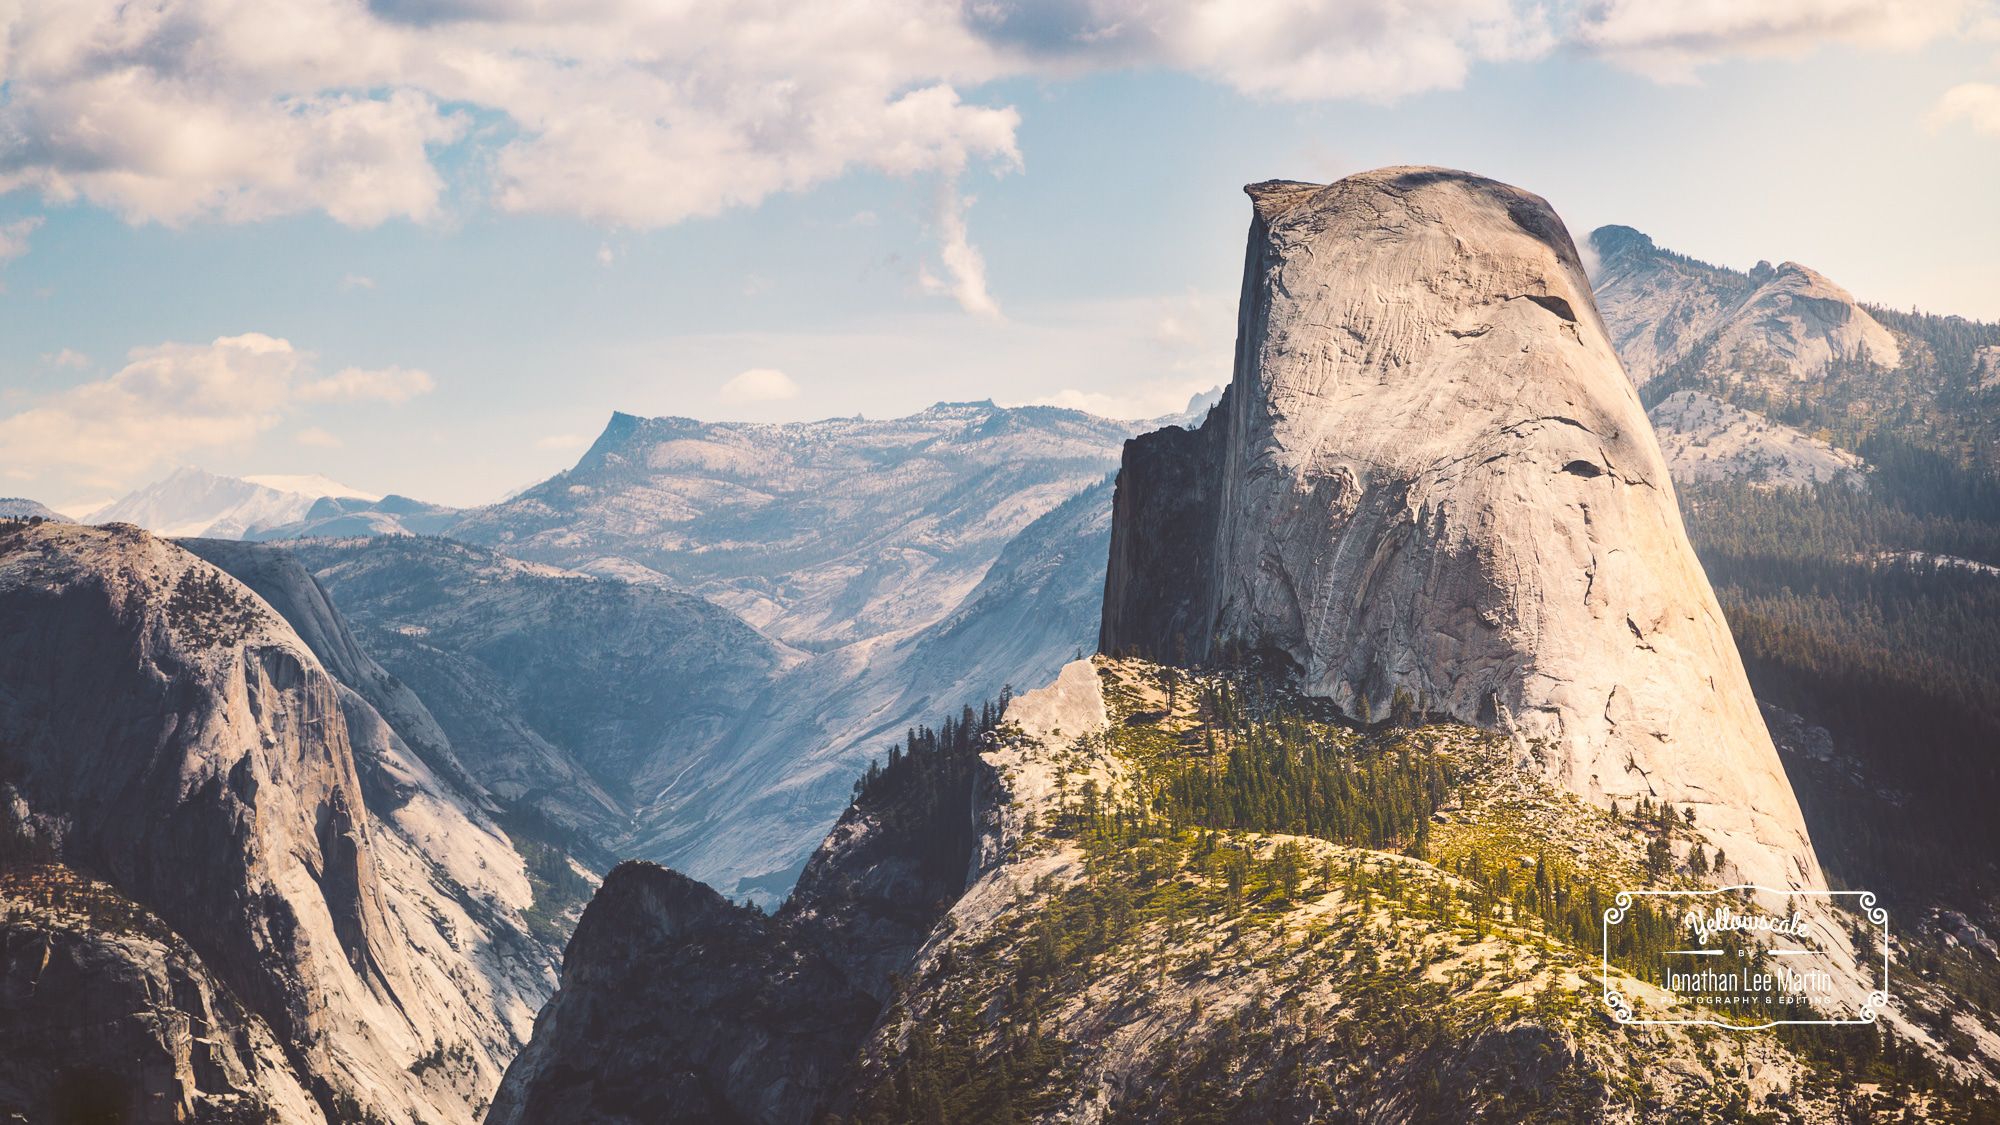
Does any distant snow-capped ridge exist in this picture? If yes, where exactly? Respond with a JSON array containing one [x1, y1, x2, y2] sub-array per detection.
[[88, 466, 379, 538]]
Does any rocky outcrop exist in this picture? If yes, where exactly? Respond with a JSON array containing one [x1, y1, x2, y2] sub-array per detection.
[[486, 715, 987, 1125], [1098, 412, 1229, 663], [1101, 168, 1822, 898], [0, 522, 552, 1123], [485, 863, 879, 1125]]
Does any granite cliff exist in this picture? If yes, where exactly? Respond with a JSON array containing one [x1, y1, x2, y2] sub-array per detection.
[[1101, 167, 1822, 900], [0, 522, 554, 1123]]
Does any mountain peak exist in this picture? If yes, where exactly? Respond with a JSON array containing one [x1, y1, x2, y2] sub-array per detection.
[[1588, 223, 1657, 259], [1102, 167, 1824, 900], [1592, 226, 1901, 384]]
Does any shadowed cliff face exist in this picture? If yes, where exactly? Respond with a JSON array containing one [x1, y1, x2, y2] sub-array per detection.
[[1098, 167, 1824, 904], [486, 717, 989, 1125], [1099, 410, 1230, 664], [485, 862, 879, 1125]]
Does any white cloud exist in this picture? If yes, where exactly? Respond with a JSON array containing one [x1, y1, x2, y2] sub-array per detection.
[[298, 365, 435, 403], [534, 432, 587, 451], [0, 0, 1021, 233], [918, 179, 1001, 317], [1573, 0, 1977, 80], [596, 243, 617, 267], [340, 274, 377, 290], [0, 218, 43, 266], [1930, 82, 2000, 136], [0, 333, 431, 486], [0, 333, 302, 480], [41, 347, 90, 369], [1020, 376, 1218, 419], [719, 367, 801, 403]]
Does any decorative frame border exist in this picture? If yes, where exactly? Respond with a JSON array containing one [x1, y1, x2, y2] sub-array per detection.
[[1600, 885, 1890, 1030]]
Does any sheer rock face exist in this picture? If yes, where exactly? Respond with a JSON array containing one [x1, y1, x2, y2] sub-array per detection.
[[1101, 167, 1822, 895], [0, 523, 551, 1124]]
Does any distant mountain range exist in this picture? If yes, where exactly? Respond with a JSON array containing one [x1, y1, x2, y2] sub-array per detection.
[[14, 397, 1214, 904], [0, 497, 67, 521], [282, 401, 1170, 899], [447, 401, 1138, 648]]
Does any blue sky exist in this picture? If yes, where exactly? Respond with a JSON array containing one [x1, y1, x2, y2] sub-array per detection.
[[1, 1, 1997, 512]]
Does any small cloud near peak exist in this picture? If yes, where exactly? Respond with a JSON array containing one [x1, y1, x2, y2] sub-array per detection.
[[719, 368, 801, 404]]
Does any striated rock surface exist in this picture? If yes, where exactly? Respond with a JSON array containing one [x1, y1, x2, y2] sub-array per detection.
[[1101, 167, 1821, 896], [0, 522, 552, 1123], [286, 534, 796, 845]]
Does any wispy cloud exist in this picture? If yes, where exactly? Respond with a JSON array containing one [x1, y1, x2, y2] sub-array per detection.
[[0, 218, 42, 267], [296, 426, 344, 448], [1572, 0, 1977, 80], [41, 348, 90, 370], [298, 365, 435, 404], [919, 178, 1002, 318]]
